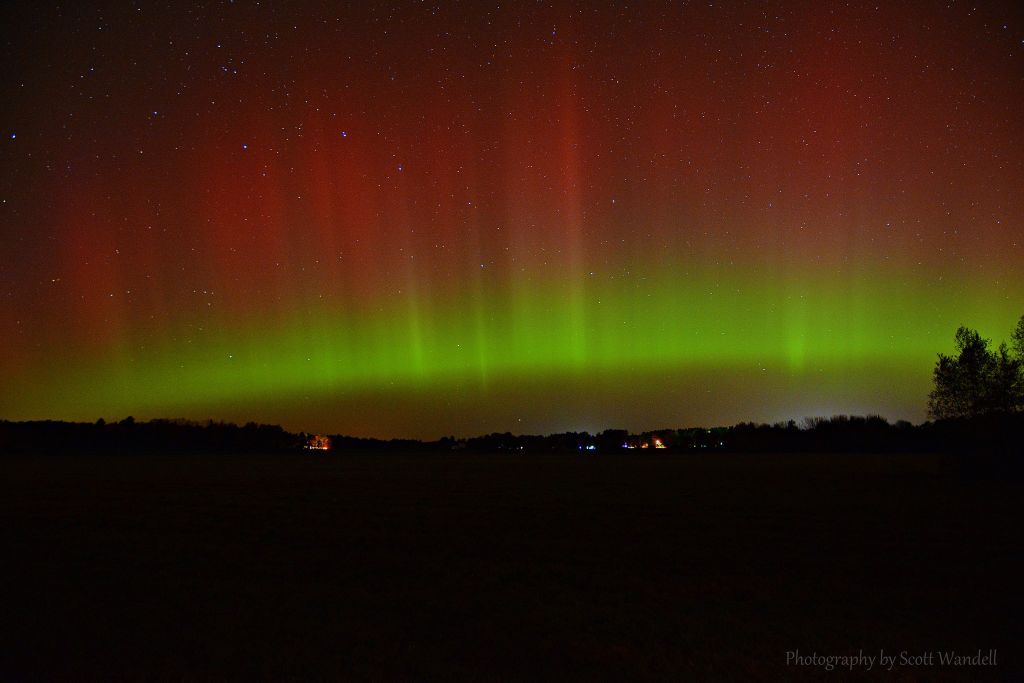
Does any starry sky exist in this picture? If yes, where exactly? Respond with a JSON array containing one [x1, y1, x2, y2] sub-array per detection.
[[2, 1, 1022, 438]]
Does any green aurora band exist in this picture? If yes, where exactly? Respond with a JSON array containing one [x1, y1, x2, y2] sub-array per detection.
[[8, 263, 1021, 437]]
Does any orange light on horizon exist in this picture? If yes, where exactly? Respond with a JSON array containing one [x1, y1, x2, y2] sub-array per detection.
[[306, 435, 331, 450]]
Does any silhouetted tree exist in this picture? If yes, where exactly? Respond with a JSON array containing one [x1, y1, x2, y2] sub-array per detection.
[[929, 321, 1024, 420], [990, 343, 1023, 414], [1013, 314, 1024, 361], [928, 327, 996, 420]]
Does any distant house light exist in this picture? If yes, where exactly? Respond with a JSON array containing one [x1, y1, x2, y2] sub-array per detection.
[[305, 435, 331, 451]]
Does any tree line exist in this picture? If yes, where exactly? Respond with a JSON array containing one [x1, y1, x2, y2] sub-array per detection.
[[2, 412, 1020, 458]]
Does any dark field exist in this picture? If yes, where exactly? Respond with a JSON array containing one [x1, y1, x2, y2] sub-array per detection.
[[1, 452, 1019, 681]]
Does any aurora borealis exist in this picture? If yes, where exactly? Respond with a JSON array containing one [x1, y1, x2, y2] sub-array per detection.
[[2, 2, 1022, 438]]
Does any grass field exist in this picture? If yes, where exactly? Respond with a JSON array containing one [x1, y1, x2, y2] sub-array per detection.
[[1, 452, 1019, 681]]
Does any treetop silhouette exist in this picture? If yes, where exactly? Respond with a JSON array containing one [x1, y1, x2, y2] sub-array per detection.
[[928, 315, 1024, 420]]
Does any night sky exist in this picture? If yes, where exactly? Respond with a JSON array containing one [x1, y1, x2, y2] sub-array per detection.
[[2, 1, 1022, 438]]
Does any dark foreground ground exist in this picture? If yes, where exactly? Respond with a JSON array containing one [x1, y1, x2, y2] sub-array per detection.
[[1, 452, 1019, 681]]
